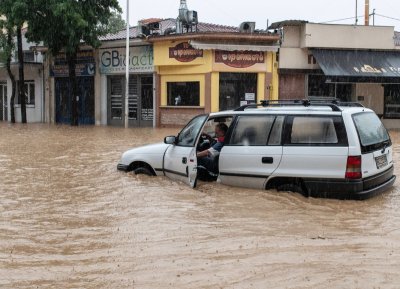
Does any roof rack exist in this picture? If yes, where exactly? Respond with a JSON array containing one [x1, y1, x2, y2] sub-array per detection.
[[234, 99, 364, 112]]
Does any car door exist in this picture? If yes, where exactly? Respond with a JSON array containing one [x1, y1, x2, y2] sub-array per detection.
[[276, 115, 349, 179], [219, 115, 284, 189], [163, 114, 208, 187]]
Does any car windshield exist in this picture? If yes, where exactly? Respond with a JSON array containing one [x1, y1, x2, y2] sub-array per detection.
[[353, 112, 390, 147], [176, 114, 208, 146]]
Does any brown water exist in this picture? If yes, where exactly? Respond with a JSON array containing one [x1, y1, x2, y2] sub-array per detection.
[[1, 123, 400, 289]]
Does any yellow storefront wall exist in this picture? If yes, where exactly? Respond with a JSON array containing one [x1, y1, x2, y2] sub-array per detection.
[[154, 41, 279, 117]]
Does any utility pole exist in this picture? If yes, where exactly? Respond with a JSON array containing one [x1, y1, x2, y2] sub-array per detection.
[[365, 0, 369, 25], [355, 0, 358, 25], [370, 9, 376, 26], [125, 0, 130, 128]]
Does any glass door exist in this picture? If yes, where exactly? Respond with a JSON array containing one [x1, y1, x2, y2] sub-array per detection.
[[108, 77, 123, 126], [140, 76, 153, 126], [219, 73, 257, 111]]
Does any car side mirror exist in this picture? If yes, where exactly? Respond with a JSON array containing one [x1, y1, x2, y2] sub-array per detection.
[[164, 136, 177, 144]]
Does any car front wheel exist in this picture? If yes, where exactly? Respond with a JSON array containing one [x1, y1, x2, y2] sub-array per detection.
[[134, 167, 153, 176]]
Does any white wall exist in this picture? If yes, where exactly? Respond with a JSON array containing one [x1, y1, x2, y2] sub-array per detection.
[[13, 65, 44, 123], [303, 23, 395, 50]]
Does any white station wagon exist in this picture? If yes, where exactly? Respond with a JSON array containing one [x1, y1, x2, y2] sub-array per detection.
[[118, 100, 396, 200]]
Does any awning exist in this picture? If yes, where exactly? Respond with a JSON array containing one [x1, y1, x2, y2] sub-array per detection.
[[189, 40, 279, 52], [311, 49, 400, 78]]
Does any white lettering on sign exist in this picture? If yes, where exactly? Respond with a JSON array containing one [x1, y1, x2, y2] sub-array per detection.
[[353, 64, 400, 74]]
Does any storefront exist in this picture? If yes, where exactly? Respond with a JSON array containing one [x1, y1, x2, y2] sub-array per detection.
[[50, 50, 96, 125], [99, 45, 154, 127], [310, 49, 400, 118], [150, 35, 280, 127]]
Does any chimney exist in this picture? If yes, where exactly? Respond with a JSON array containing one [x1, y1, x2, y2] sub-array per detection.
[[365, 0, 369, 26], [179, 0, 189, 23]]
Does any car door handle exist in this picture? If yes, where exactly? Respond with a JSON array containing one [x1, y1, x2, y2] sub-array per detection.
[[262, 157, 273, 164], [182, 157, 187, 164]]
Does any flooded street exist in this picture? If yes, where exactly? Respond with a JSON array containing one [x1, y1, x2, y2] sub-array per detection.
[[1, 123, 400, 289]]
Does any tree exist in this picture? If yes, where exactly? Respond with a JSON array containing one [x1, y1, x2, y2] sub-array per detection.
[[26, 0, 121, 126], [0, 24, 15, 122], [0, 1, 26, 123], [99, 11, 126, 35]]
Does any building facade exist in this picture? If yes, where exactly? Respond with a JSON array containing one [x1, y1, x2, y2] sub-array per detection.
[[0, 28, 44, 123], [273, 21, 400, 128], [149, 25, 280, 126]]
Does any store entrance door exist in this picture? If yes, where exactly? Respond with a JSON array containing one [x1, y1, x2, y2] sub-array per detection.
[[107, 75, 153, 127], [55, 77, 95, 124], [219, 73, 257, 111]]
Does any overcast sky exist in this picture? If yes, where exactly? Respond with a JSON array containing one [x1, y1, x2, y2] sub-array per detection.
[[117, 0, 400, 31]]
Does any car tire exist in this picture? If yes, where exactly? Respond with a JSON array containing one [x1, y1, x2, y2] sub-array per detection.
[[277, 183, 304, 195], [134, 167, 153, 176]]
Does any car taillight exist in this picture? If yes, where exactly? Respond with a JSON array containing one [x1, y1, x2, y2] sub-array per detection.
[[345, 156, 362, 179]]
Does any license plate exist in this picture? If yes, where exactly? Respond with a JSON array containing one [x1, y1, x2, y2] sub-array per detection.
[[375, 154, 388, 169]]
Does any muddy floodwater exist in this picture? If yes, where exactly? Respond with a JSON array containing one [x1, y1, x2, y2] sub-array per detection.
[[1, 123, 400, 289]]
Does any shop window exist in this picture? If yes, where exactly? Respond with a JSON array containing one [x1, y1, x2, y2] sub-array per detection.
[[308, 74, 351, 101], [384, 84, 400, 118], [16, 80, 35, 106], [167, 81, 200, 106], [23, 51, 35, 62]]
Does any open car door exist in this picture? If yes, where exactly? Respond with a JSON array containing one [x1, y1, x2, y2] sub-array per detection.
[[163, 114, 209, 188]]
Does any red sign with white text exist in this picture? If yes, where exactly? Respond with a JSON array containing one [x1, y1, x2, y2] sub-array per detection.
[[215, 50, 265, 68], [169, 42, 203, 62]]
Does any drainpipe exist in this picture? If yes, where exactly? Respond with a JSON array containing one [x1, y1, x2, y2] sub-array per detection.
[[365, 0, 369, 26]]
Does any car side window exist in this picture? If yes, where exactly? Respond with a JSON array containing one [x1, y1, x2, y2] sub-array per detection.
[[177, 114, 208, 146], [290, 116, 338, 144], [229, 115, 275, 146]]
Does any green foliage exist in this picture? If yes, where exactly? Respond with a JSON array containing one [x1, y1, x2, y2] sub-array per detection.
[[25, 0, 122, 56], [0, 2, 16, 65], [99, 10, 127, 35]]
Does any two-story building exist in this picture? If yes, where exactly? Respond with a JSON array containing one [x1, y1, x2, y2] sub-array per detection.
[[0, 27, 44, 123], [271, 20, 400, 128]]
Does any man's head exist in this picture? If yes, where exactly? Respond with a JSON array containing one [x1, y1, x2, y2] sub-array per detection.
[[215, 123, 228, 137]]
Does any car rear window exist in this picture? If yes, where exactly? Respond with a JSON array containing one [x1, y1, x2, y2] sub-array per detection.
[[283, 115, 348, 146], [352, 112, 390, 151], [291, 116, 338, 144]]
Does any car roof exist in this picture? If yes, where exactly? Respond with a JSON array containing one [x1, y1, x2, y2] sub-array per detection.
[[210, 103, 373, 117]]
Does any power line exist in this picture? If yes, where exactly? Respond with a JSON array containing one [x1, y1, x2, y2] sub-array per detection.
[[320, 15, 360, 24], [319, 13, 400, 26], [375, 13, 400, 23]]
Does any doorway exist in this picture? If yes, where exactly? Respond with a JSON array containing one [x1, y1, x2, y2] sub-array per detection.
[[55, 77, 95, 124], [219, 73, 257, 111], [107, 74, 153, 127]]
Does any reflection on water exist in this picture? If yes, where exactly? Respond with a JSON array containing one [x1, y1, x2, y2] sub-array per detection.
[[1, 123, 399, 288]]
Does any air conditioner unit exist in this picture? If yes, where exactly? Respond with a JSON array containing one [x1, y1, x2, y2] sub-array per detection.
[[239, 21, 256, 33], [188, 10, 198, 24]]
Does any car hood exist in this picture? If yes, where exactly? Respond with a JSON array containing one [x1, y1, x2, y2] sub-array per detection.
[[120, 142, 170, 163]]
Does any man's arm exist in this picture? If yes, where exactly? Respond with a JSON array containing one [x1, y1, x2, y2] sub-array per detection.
[[197, 150, 209, 158]]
